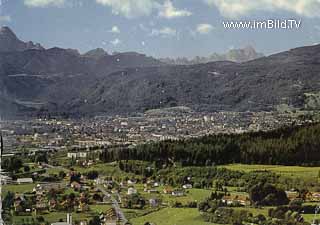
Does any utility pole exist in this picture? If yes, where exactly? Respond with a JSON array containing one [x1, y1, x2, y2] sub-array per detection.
[[0, 134, 4, 225]]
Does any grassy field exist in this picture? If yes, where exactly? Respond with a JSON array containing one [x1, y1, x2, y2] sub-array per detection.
[[301, 213, 320, 224], [3, 183, 36, 194], [129, 206, 274, 225], [90, 204, 112, 214], [130, 208, 214, 225], [46, 167, 68, 175], [233, 206, 270, 217], [219, 164, 320, 180], [72, 163, 138, 178], [134, 184, 213, 206]]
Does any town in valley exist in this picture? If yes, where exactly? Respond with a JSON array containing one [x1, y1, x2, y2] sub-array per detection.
[[1, 109, 320, 225]]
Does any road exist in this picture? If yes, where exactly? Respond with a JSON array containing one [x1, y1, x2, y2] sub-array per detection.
[[43, 162, 128, 224], [97, 185, 128, 225]]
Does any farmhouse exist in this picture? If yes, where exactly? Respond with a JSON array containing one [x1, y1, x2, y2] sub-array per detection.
[[163, 187, 173, 194], [148, 189, 159, 194], [70, 181, 82, 190], [306, 192, 320, 202], [285, 191, 300, 200], [149, 198, 160, 207], [182, 184, 193, 189], [17, 178, 33, 184], [127, 187, 137, 195], [172, 190, 184, 197], [0, 175, 12, 184], [101, 208, 118, 225], [14, 194, 26, 212], [222, 195, 250, 206]]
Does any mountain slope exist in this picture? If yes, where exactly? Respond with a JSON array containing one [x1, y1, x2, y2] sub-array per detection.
[[1, 26, 320, 117], [70, 45, 320, 114], [0, 27, 165, 117], [0, 26, 44, 52]]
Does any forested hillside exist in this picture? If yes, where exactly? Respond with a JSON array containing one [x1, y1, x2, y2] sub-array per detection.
[[101, 123, 320, 166]]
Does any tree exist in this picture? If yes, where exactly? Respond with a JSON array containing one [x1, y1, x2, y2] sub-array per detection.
[[47, 189, 58, 200], [24, 165, 30, 173], [59, 171, 66, 179], [89, 216, 101, 225], [36, 216, 45, 223], [86, 170, 99, 180], [93, 193, 103, 202], [3, 191, 14, 209], [70, 172, 81, 183], [35, 153, 48, 163], [3, 157, 23, 173], [101, 123, 320, 167], [250, 183, 289, 206]]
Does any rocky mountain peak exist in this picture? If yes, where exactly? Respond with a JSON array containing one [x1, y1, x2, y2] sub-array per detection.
[[0, 26, 44, 52]]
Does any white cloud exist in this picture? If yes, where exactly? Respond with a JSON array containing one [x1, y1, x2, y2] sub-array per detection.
[[196, 23, 214, 34], [24, 0, 65, 7], [110, 38, 121, 46], [159, 0, 192, 19], [150, 27, 177, 38], [96, 0, 158, 18], [0, 15, 11, 22], [109, 25, 120, 33], [96, 0, 192, 19], [205, 0, 320, 18]]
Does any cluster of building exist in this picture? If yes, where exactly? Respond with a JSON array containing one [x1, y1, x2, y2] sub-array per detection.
[[0, 111, 308, 157]]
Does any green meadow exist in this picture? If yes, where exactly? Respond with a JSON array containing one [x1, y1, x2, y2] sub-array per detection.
[[219, 164, 320, 180], [130, 208, 214, 225]]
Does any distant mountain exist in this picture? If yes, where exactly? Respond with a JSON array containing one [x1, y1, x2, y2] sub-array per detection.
[[160, 46, 264, 65], [0, 48, 164, 78], [0, 27, 163, 77], [0, 26, 44, 52], [225, 46, 264, 62], [83, 48, 108, 59], [0, 27, 165, 117], [1, 27, 320, 118], [70, 44, 320, 114], [93, 51, 165, 76]]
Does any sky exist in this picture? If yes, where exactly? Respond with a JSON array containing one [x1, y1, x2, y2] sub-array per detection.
[[1, 0, 320, 58]]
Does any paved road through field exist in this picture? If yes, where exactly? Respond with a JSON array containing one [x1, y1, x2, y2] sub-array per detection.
[[97, 185, 128, 224]]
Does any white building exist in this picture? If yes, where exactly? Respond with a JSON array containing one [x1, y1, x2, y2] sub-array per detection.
[[67, 152, 88, 159], [172, 190, 184, 197], [182, 184, 193, 189], [127, 187, 137, 195], [17, 178, 33, 184], [0, 175, 12, 185]]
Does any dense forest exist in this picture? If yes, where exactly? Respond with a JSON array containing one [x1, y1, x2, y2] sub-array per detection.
[[100, 123, 320, 166]]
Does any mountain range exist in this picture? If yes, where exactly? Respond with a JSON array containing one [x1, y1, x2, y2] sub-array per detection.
[[1, 27, 320, 118], [159, 46, 264, 65]]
